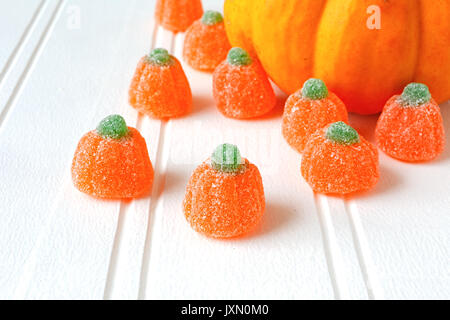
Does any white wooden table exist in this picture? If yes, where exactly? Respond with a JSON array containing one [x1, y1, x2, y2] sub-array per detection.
[[0, 0, 449, 300]]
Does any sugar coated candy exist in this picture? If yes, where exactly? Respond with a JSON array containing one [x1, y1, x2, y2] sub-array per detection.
[[183, 144, 265, 238], [301, 122, 379, 195], [155, 0, 203, 33], [375, 83, 445, 162], [71, 115, 154, 199], [213, 47, 276, 119], [129, 48, 192, 119], [282, 78, 348, 153], [183, 10, 231, 72]]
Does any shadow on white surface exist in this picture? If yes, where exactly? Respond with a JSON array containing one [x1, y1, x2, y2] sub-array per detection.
[[191, 93, 213, 116], [254, 201, 300, 239], [349, 164, 403, 201], [163, 168, 189, 196]]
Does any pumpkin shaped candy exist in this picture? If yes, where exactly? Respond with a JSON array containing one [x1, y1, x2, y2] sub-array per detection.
[[282, 78, 348, 153], [155, 0, 203, 33], [183, 10, 231, 72], [301, 122, 379, 195], [183, 144, 265, 238], [71, 115, 154, 199], [129, 48, 192, 119], [375, 83, 445, 162], [213, 47, 276, 119]]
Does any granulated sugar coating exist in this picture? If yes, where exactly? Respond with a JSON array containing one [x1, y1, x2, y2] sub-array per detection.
[[183, 11, 231, 72], [301, 122, 379, 195], [213, 47, 276, 119], [183, 144, 265, 238], [155, 0, 203, 33], [282, 78, 348, 153], [376, 83, 445, 162], [71, 115, 154, 199], [129, 48, 192, 119]]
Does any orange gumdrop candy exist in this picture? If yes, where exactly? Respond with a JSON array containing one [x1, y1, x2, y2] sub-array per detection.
[[72, 115, 154, 199], [301, 122, 379, 195], [183, 11, 231, 72], [282, 78, 348, 153], [213, 47, 276, 119], [375, 83, 445, 162], [155, 0, 203, 33], [183, 144, 265, 238], [129, 48, 192, 119]]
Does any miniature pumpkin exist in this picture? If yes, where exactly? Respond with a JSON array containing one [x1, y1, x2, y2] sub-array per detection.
[[224, 0, 450, 114]]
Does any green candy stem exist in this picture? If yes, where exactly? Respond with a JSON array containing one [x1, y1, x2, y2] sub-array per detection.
[[398, 82, 431, 107], [227, 47, 252, 67], [301, 78, 329, 100], [146, 48, 173, 66], [96, 115, 129, 139], [326, 121, 360, 145], [211, 143, 243, 173], [202, 10, 224, 26]]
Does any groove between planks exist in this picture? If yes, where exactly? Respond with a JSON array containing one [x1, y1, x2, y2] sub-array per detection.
[[314, 194, 351, 299], [0, 0, 47, 88], [137, 31, 176, 300], [344, 199, 384, 299], [102, 24, 177, 300], [103, 22, 384, 299], [0, 0, 65, 128], [11, 0, 153, 299], [2, 0, 386, 299]]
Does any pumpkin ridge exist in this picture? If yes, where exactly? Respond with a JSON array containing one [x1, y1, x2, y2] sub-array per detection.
[[412, 0, 450, 104], [315, 0, 421, 114], [73, 132, 102, 194], [225, 0, 450, 113], [167, 61, 179, 115], [190, 166, 212, 220], [410, 0, 423, 85], [307, 0, 329, 83], [252, 0, 327, 94]]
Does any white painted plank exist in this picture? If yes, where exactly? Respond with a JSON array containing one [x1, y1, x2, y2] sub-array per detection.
[[0, 0, 63, 127], [347, 105, 450, 300], [103, 26, 172, 300], [139, 30, 335, 299], [0, 0, 448, 300], [315, 195, 368, 299], [0, 0, 158, 299], [0, 0, 42, 73]]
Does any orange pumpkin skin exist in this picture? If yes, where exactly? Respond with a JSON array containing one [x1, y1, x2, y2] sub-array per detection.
[[72, 128, 154, 199], [223, 0, 256, 55], [183, 159, 265, 238], [224, 0, 450, 115]]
